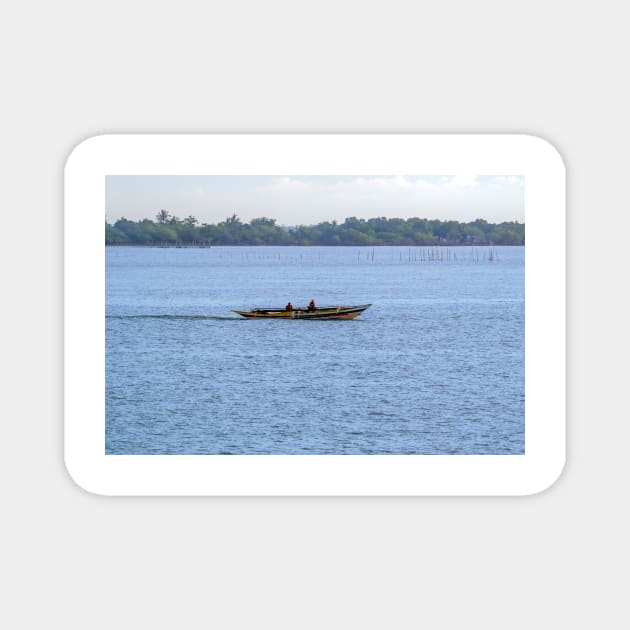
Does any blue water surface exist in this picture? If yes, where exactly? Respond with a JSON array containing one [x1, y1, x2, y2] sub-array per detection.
[[106, 245, 524, 454]]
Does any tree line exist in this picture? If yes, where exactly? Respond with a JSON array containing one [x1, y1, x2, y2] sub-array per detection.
[[106, 211, 525, 246]]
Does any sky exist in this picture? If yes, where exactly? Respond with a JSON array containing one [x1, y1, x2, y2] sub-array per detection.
[[106, 175, 524, 225]]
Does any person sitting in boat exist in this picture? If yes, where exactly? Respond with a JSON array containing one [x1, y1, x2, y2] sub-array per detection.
[[307, 298, 316, 311], [285, 301, 293, 311]]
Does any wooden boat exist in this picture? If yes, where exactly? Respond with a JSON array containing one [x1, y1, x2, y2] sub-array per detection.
[[233, 304, 372, 320]]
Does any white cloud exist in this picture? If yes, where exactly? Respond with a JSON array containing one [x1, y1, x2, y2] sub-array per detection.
[[447, 175, 479, 188], [267, 177, 313, 191], [108, 175, 524, 225], [341, 176, 434, 190], [249, 175, 518, 224], [493, 176, 522, 185]]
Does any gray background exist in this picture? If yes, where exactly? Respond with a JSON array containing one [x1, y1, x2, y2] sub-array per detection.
[[2, 1, 627, 628]]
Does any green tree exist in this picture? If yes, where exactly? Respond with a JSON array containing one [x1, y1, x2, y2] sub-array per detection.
[[105, 223, 127, 243], [106, 214, 524, 246]]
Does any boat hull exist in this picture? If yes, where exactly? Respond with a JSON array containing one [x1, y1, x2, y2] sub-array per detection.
[[233, 304, 371, 320]]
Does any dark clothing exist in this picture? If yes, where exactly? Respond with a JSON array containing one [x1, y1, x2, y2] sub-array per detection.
[[285, 302, 293, 311], [307, 300, 316, 311]]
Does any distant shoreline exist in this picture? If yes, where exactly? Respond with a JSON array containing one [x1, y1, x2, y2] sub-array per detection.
[[105, 242, 521, 248], [106, 214, 524, 247]]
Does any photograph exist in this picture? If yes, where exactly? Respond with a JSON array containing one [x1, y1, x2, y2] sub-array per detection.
[[105, 174, 525, 456]]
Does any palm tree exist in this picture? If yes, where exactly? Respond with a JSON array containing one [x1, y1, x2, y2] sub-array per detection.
[[156, 209, 170, 224]]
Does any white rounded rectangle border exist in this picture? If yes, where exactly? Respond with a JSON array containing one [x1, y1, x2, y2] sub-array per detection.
[[65, 134, 565, 495]]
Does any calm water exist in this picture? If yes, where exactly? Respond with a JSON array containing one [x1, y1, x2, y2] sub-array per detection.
[[106, 245, 524, 454]]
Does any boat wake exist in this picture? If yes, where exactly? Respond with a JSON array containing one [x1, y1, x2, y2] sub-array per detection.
[[106, 314, 241, 321]]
